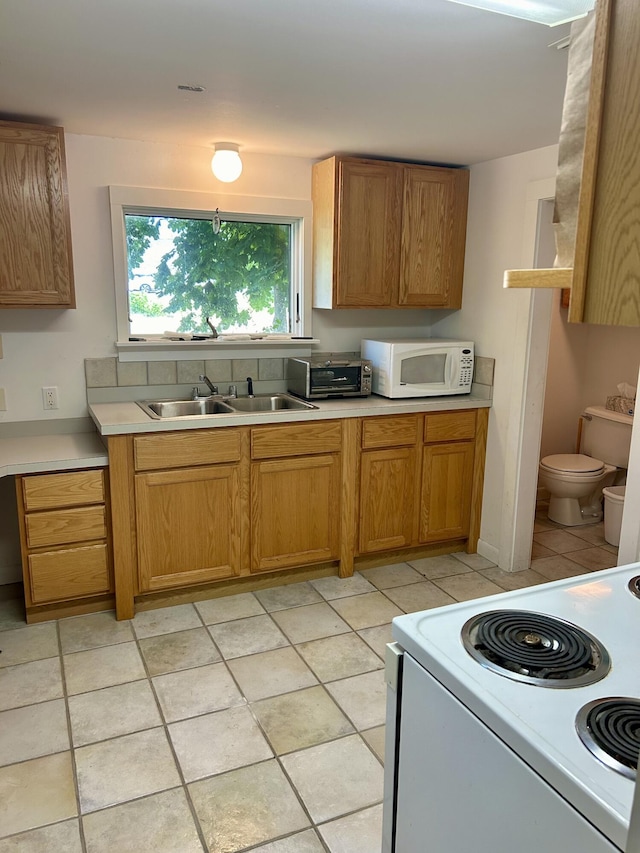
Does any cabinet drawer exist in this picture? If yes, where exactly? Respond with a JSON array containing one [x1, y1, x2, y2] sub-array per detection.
[[28, 543, 111, 604], [22, 469, 104, 511], [134, 428, 242, 471], [424, 411, 477, 443], [251, 420, 342, 459], [362, 415, 419, 449], [25, 505, 107, 549]]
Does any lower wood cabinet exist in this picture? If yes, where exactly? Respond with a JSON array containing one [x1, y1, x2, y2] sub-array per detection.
[[359, 447, 417, 553], [251, 454, 341, 572], [250, 420, 342, 573], [357, 410, 486, 555], [105, 409, 488, 620], [16, 468, 113, 619], [135, 464, 245, 592], [419, 441, 475, 542]]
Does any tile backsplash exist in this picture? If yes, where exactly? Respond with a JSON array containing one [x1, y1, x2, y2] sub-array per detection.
[[85, 355, 494, 402], [85, 357, 290, 404]]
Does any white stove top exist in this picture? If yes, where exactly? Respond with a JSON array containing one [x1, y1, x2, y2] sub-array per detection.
[[392, 564, 640, 851]]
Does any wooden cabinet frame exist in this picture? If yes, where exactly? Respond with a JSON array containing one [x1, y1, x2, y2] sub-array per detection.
[[0, 121, 75, 308], [106, 410, 488, 620], [356, 409, 488, 557], [313, 156, 469, 310], [16, 467, 113, 622]]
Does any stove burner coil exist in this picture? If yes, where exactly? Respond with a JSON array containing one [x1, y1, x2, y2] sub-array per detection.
[[628, 576, 640, 599], [461, 610, 610, 688], [576, 698, 640, 779]]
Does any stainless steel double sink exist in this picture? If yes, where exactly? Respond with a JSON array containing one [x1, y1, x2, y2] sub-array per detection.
[[137, 393, 317, 420]]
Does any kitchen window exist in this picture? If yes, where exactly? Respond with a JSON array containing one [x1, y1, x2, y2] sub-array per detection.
[[109, 186, 311, 346]]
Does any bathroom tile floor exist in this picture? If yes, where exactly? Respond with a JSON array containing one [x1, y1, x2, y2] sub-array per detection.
[[0, 541, 618, 853], [531, 503, 619, 578]]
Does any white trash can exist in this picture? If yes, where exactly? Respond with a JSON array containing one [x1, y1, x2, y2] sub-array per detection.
[[602, 485, 626, 547]]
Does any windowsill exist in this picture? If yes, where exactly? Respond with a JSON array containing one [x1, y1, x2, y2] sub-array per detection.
[[115, 338, 321, 362]]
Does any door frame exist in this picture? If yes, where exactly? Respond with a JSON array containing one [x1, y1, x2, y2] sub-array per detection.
[[499, 178, 555, 572], [507, 178, 640, 571]]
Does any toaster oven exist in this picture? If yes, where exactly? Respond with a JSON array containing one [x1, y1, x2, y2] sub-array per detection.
[[287, 357, 372, 400]]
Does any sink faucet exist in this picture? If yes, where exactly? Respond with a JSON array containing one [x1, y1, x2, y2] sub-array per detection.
[[198, 374, 218, 395], [205, 317, 218, 338], [246, 376, 254, 398]]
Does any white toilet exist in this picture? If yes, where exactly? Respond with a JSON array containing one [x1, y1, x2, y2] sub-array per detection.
[[538, 406, 634, 526]]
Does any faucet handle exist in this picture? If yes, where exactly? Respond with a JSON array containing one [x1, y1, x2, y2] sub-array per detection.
[[228, 384, 237, 398]]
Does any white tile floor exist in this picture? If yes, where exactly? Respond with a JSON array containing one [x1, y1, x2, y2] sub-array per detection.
[[0, 532, 616, 853]]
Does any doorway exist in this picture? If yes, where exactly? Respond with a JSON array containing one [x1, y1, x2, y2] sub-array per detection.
[[508, 179, 640, 572]]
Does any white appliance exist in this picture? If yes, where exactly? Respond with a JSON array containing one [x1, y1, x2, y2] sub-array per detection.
[[383, 565, 640, 853], [361, 338, 474, 398]]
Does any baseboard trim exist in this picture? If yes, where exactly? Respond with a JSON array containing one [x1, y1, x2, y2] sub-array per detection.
[[477, 538, 499, 565]]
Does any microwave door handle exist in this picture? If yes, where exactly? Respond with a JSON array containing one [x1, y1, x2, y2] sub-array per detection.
[[447, 352, 460, 388]]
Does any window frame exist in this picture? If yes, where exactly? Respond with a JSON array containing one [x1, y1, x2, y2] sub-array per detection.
[[109, 185, 312, 346]]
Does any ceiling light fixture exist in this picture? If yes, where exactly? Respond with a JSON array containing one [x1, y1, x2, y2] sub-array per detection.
[[211, 143, 243, 183], [443, 0, 594, 26]]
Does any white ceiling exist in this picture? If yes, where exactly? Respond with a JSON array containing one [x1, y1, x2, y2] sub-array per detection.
[[0, 0, 570, 166]]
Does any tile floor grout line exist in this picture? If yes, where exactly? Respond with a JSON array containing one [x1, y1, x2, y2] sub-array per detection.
[[128, 614, 211, 853], [0, 526, 617, 850], [209, 613, 335, 846], [207, 605, 384, 849], [57, 613, 89, 853]]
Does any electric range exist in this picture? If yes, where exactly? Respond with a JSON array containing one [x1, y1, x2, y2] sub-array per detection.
[[383, 564, 640, 853]]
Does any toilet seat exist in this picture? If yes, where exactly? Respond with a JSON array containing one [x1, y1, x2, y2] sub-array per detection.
[[540, 454, 605, 476]]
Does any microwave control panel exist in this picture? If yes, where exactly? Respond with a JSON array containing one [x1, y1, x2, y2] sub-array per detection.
[[460, 350, 474, 388]]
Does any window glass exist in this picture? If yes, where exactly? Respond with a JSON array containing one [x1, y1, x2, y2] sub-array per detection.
[[125, 213, 292, 337]]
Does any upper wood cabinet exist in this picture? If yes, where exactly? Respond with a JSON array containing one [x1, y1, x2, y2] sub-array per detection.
[[569, 0, 640, 327], [312, 155, 469, 309], [503, 1, 640, 323], [0, 121, 75, 308]]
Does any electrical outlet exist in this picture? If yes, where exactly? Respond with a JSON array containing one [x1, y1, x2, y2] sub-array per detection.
[[42, 386, 58, 410]]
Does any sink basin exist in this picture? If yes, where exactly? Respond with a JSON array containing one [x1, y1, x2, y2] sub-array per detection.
[[137, 393, 316, 419], [227, 394, 317, 412], [137, 399, 235, 419]]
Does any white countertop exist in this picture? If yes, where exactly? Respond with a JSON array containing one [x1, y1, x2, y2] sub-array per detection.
[[0, 395, 490, 477], [89, 393, 491, 436], [0, 432, 109, 478]]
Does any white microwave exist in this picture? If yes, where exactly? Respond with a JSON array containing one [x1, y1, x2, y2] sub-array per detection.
[[361, 338, 474, 398]]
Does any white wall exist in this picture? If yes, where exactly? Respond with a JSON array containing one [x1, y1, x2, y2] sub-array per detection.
[[12, 133, 628, 584], [431, 144, 561, 564], [540, 292, 590, 458], [0, 133, 440, 582], [0, 133, 438, 425], [541, 298, 640, 459]]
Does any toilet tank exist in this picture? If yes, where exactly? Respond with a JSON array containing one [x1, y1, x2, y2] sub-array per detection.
[[581, 405, 634, 467]]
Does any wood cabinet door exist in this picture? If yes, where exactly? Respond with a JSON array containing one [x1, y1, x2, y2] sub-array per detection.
[[251, 454, 340, 572], [336, 159, 402, 307], [420, 441, 475, 542], [399, 166, 469, 308], [135, 464, 245, 592], [570, 0, 640, 326], [359, 447, 417, 554], [0, 122, 75, 307]]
